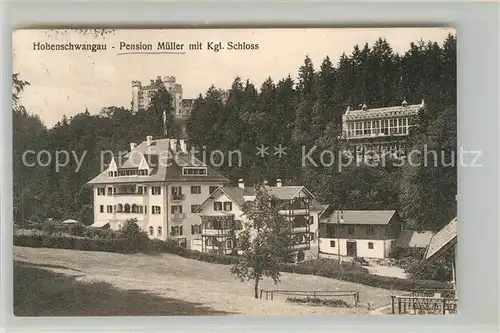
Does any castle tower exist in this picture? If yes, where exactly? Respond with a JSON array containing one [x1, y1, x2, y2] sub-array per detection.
[[131, 80, 142, 113]]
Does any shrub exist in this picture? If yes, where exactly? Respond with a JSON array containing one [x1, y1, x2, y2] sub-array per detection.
[[390, 246, 426, 260], [286, 297, 351, 308]]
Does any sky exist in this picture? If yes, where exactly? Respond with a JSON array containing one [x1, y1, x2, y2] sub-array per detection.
[[13, 28, 455, 128]]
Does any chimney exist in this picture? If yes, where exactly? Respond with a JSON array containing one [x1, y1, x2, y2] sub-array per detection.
[[146, 135, 153, 147], [169, 139, 178, 152], [129, 142, 137, 151], [362, 103, 368, 111], [238, 179, 245, 189], [276, 179, 282, 187], [402, 99, 408, 106], [179, 139, 187, 154]]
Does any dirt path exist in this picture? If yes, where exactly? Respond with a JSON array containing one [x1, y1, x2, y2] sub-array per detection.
[[14, 246, 402, 316]]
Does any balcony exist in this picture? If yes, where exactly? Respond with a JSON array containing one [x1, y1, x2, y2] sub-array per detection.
[[279, 209, 308, 216], [171, 213, 184, 221], [114, 191, 147, 196], [171, 194, 185, 201], [202, 228, 232, 236]]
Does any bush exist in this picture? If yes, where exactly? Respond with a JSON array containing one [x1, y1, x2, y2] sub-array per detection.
[[390, 246, 426, 260], [14, 234, 136, 254], [286, 297, 351, 308]]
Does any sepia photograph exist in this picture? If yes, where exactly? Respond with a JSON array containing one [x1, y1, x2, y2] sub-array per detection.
[[12, 27, 458, 316]]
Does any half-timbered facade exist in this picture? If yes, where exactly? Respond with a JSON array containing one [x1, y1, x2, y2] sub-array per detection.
[[193, 180, 327, 261]]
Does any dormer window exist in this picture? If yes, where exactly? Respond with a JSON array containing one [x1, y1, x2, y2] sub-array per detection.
[[182, 167, 207, 176]]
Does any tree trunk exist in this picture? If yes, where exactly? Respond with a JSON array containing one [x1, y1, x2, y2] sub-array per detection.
[[254, 277, 260, 299]]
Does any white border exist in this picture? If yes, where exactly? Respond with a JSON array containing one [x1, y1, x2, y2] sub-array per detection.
[[1, 1, 499, 332]]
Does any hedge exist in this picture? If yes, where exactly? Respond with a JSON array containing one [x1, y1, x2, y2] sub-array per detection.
[[14, 234, 137, 254], [14, 234, 452, 291]]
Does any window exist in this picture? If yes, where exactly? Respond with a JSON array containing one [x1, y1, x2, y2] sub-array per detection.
[[179, 226, 183, 235], [363, 121, 371, 135], [234, 220, 242, 230], [97, 188, 105, 195], [106, 205, 113, 213], [330, 240, 336, 247], [226, 239, 233, 248], [152, 206, 161, 214], [214, 202, 223, 211], [143, 186, 148, 194], [152, 186, 161, 195], [348, 226, 354, 235], [113, 187, 117, 194], [149, 226, 154, 236], [223, 202, 232, 211], [158, 226, 162, 236], [368, 242, 374, 249], [209, 186, 218, 194], [99, 205, 104, 213], [191, 224, 201, 235], [107, 187, 113, 195], [367, 226, 374, 235], [171, 186, 182, 195], [171, 205, 182, 214], [191, 205, 201, 213], [182, 167, 208, 176], [191, 186, 201, 194], [144, 206, 148, 214], [354, 122, 362, 136]]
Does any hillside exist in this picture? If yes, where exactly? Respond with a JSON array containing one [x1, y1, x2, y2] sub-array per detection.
[[13, 246, 404, 316]]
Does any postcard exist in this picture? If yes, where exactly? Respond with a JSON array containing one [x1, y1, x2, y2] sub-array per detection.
[[12, 27, 457, 316]]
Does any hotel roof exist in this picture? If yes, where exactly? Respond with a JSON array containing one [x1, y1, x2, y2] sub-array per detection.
[[343, 100, 424, 121], [196, 185, 320, 212], [86, 137, 229, 185], [322, 210, 399, 225], [424, 217, 457, 261]]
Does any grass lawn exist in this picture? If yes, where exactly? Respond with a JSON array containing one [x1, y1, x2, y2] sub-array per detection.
[[14, 262, 233, 316], [14, 246, 404, 315]]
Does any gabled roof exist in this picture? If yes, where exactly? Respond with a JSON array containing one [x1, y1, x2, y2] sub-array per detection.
[[322, 210, 398, 225], [394, 230, 434, 248], [195, 185, 317, 213], [86, 138, 229, 185], [424, 217, 457, 261]]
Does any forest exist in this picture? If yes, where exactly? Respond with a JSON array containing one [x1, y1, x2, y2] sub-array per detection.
[[13, 34, 456, 232]]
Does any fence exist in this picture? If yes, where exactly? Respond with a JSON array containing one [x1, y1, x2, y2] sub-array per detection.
[[409, 289, 455, 299], [391, 295, 457, 315], [260, 289, 359, 307]]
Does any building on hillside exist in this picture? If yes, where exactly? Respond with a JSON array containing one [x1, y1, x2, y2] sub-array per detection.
[[131, 76, 193, 119], [192, 179, 328, 261], [86, 135, 230, 248], [341, 99, 424, 162], [424, 217, 457, 295], [319, 210, 405, 259]]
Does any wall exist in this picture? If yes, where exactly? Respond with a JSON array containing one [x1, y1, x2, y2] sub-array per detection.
[[319, 238, 393, 259], [167, 182, 225, 248]]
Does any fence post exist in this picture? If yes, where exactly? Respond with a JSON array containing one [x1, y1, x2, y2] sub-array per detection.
[[271, 291, 274, 301], [442, 298, 446, 315], [391, 296, 395, 314], [260, 289, 263, 299], [398, 297, 402, 315]]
